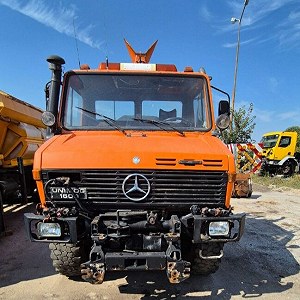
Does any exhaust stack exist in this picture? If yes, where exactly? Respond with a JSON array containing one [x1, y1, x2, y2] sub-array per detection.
[[46, 55, 65, 117]]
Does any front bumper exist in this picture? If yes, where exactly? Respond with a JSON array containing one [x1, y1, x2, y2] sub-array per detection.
[[24, 211, 246, 244]]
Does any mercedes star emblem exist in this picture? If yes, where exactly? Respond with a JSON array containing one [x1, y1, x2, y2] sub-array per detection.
[[122, 173, 150, 201], [132, 156, 140, 164]]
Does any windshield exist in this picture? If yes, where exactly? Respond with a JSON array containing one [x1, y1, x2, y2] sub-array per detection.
[[261, 134, 279, 148], [63, 73, 211, 132]]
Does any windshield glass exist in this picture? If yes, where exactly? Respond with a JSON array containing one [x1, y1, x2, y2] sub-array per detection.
[[63, 73, 211, 132], [261, 134, 279, 148]]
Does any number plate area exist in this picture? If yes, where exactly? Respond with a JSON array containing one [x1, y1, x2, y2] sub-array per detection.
[[49, 187, 87, 200]]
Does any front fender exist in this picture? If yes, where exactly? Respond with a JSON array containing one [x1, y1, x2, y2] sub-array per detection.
[[278, 156, 297, 166]]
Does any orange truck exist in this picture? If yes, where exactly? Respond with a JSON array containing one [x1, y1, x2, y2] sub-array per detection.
[[24, 40, 245, 284]]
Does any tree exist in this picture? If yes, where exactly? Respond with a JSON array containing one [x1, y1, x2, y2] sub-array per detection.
[[285, 126, 300, 152], [221, 103, 256, 144]]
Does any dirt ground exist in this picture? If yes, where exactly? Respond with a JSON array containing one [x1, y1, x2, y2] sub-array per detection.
[[0, 184, 299, 300]]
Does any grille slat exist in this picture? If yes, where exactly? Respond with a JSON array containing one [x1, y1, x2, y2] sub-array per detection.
[[44, 169, 227, 206]]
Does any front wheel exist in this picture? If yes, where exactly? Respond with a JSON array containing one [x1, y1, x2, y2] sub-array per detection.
[[190, 243, 223, 275], [49, 242, 89, 277], [282, 161, 295, 177]]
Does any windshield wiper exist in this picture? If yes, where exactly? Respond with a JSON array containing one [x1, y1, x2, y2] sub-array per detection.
[[76, 107, 127, 135], [133, 118, 185, 136]]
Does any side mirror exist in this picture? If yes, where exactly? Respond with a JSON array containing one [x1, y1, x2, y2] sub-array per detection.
[[218, 100, 230, 116]]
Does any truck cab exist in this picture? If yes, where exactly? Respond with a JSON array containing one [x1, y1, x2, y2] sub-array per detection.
[[24, 41, 245, 284]]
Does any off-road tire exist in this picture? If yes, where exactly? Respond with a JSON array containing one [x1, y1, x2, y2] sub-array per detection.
[[49, 242, 88, 277], [282, 161, 295, 177], [191, 243, 223, 275]]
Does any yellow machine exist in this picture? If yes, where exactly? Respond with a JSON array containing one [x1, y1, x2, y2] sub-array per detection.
[[260, 131, 299, 176], [0, 90, 45, 234]]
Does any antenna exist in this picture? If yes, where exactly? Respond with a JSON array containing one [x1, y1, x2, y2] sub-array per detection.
[[102, 1, 109, 63], [73, 18, 81, 68]]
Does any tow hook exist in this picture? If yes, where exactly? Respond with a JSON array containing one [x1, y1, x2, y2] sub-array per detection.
[[199, 249, 224, 260], [81, 262, 105, 284], [166, 261, 190, 283]]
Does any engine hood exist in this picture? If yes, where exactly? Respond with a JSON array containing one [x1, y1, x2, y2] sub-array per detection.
[[34, 131, 234, 171]]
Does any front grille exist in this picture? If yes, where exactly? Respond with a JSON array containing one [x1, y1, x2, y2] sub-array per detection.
[[43, 169, 227, 208]]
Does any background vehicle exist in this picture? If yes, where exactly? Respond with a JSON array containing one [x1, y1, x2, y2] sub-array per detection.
[[24, 41, 245, 284], [259, 131, 300, 176], [0, 91, 45, 235]]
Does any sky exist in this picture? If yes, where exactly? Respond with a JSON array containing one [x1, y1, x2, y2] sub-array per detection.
[[0, 0, 299, 142]]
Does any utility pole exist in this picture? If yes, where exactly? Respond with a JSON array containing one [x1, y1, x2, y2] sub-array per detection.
[[230, 0, 249, 133]]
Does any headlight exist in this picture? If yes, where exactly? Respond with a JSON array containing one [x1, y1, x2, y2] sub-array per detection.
[[209, 221, 230, 236], [37, 222, 61, 237], [216, 114, 230, 130], [41, 111, 55, 126]]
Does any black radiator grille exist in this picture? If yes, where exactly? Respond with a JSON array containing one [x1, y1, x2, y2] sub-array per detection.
[[43, 169, 227, 207]]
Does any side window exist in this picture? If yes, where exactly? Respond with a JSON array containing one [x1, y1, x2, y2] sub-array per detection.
[[65, 88, 83, 126], [278, 136, 291, 147], [193, 96, 207, 128], [193, 84, 211, 129]]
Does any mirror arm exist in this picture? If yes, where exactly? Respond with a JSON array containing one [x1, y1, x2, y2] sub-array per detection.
[[211, 85, 231, 111]]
